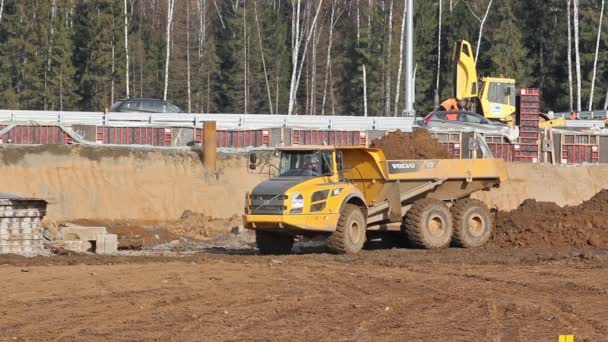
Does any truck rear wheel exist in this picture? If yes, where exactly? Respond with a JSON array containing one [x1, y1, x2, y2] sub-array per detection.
[[451, 199, 492, 248], [255, 231, 294, 255], [404, 199, 453, 249], [328, 204, 366, 254]]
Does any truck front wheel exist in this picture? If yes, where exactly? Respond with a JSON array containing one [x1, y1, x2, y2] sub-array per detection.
[[256, 231, 294, 255], [404, 199, 453, 249], [328, 204, 366, 254]]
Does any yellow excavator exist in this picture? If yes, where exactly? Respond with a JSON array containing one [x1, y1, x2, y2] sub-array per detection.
[[441, 40, 564, 128]]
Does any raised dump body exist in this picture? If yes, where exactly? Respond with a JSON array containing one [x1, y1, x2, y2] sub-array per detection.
[[244, 146, 508, 254]]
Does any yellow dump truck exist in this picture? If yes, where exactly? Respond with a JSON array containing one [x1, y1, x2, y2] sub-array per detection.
[[244, 147, 508, 254]]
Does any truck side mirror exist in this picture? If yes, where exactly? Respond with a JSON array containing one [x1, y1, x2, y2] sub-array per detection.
[[249, 153, 257, 170], [336, 151, 344, 172]]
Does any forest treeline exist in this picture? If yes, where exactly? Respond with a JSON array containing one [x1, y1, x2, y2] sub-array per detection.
[[0, 0, 605, 115]]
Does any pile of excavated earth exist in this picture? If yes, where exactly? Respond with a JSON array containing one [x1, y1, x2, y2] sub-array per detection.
[[492, 190, 608, 248], [369, 129, 451, 159]]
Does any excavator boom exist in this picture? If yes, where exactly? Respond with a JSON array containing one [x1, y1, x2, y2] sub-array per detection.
[[453, 40, 478, 100]]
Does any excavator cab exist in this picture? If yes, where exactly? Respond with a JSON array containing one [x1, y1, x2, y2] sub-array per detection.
[[478, 77, 516, 122], [451, 40, 516, 124]]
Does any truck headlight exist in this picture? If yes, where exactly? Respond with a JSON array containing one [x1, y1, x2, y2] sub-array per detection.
[[291, 193, 304, 208]]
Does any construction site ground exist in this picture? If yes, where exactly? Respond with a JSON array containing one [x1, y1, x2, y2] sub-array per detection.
[[2, 245, 607, 341], [1, 142, 608, 340]]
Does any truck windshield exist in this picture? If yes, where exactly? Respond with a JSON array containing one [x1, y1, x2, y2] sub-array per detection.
[[279, 151, 333, 177]]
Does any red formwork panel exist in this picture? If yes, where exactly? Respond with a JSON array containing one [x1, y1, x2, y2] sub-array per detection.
[[96, 126, 172, 146], [196, 129, 270, 148], [485, 135, 513, 162], [430, 132, 462, 159], [560, 134, 600, 164], [0, 125, 72, 144], [514, 88, 541, 162], [291, 130, 367, 146]]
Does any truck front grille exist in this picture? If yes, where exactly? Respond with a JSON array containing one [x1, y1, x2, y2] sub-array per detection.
[[250, 194, 286, 215]]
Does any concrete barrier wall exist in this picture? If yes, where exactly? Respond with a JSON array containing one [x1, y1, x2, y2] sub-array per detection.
[[0, 145, 267, 221]]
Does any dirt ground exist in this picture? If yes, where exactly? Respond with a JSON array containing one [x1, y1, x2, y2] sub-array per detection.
[[1, 246, 607, 341]]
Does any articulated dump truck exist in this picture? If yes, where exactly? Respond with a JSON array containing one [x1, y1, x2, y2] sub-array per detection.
[[244, 147, 508, 254]]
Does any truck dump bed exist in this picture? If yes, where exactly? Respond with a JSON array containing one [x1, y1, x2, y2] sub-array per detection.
[[338, 147, 508, 219]]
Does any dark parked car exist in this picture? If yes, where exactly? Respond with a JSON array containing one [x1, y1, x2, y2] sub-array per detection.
[[109, 98, 183, 113]]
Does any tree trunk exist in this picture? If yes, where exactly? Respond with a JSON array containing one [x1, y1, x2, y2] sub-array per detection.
[[356, 0, 360, 46], [435, 0, 442, 108], [573, 0, 582, 113], [474, 0, 492, 63], [394, 1, 406, 116], [589, 0, 604, 111], [384, 0, 393, 116], [163, 0, 176, 101], [288, 0, 302, 115], [0, 0, 4, 23], [363, 64, 368, 117], [322, 1, 337, 116], [567, 0, 574, 112], [254, 0, 273, 114], [243, 0, 248, 114], [124, 0, 130, 98], [186, 0, 192, 112], [288, 0, 323, 115]]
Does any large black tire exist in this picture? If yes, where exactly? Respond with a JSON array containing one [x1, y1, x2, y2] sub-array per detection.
[[255, 231, 294, 255], [451, 198, 492, 248], [327, 204, 366, 254], [403, 198, 453, 249]]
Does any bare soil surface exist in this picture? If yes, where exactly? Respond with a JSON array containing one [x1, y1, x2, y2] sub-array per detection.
[[1, 246, 607, 341], [369, 129, 451, 159], [67, 211, 242, 249], [494, 190, 608, 248]]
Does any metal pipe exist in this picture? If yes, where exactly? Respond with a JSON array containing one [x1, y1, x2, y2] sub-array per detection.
[[404, 0, 415, 117], [203, 121, 217, 171]]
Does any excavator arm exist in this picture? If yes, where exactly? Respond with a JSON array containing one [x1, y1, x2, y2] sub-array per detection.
[[452, 40, 479, 100]]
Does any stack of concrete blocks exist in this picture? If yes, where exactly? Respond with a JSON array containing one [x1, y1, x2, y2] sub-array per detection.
[[61, 225, 118, 254], [0, 195, 48, 255]]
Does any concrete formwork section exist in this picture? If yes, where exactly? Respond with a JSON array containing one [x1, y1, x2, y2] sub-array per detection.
[[0, 196, 47, 255]]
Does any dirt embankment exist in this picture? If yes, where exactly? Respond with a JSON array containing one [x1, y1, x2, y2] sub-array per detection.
[[369, 129, 451, 159], [493, 190, 608, 248], [0, 144, 267, 221]]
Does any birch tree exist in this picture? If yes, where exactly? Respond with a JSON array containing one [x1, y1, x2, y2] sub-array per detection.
[[573, 0, 581, 113], [435, 0, 442, 107], [124, 0, 130, 98], [287, 0, 323, 115], [589, 0, 604, 111], [567, 0, 574, 112], [393, 0, 407, 116], [321, 0, 343, 116], [465, 0, 493, 63], [384, 0, 394, 116], [254, 0, 273, 114], [163, 0, 176, 101]]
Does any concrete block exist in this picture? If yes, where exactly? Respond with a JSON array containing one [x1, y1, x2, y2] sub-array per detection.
[[62, 226, 107, 241], [95, 234, 118, 255], [63, 240, 93, 253]]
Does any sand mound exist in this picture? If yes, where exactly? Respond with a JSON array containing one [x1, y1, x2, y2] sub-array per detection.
[[369, 129, 451, 159], [493, 190, 608, 248], [162, 210, 242, 240]]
